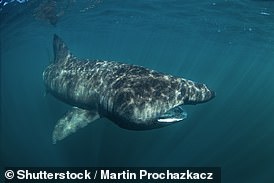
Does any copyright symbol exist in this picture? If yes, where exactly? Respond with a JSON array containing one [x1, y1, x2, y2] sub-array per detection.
[[5, 170, 14, 179]]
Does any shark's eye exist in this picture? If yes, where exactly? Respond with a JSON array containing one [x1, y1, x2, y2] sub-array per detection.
[[157, 105, 187, 123]]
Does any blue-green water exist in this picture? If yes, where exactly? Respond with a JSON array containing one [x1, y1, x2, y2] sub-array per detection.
[[1, 0, 274, 182]]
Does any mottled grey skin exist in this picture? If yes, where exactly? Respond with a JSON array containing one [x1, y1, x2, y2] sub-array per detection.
[[43, 35, 215, 143]]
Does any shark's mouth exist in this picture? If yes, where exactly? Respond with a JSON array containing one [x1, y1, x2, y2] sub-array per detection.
[[157, 105, 187, 123]]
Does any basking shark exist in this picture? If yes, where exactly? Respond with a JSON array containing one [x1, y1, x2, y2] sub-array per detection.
[[43, 35, 215, 143]]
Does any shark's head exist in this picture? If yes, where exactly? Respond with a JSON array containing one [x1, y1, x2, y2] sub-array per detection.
[[155, 81, 215, 125], [156, 80, 215, 124]]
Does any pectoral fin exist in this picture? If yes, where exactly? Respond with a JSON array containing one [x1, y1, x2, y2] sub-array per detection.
[[52, 107, 99, 144]]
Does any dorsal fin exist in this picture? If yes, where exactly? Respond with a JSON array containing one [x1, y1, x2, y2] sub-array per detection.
[[53, 34, 71, 63]]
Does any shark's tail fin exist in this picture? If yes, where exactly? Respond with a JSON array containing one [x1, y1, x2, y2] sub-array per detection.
[[53, 34, 71, 63]]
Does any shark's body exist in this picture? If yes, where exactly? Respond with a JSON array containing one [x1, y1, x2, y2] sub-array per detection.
[[43, 35, 215, 143]]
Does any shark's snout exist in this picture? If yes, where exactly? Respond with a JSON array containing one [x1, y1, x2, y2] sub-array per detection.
[[211, 90, 216, 99], [184, 81, 215, 105]]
